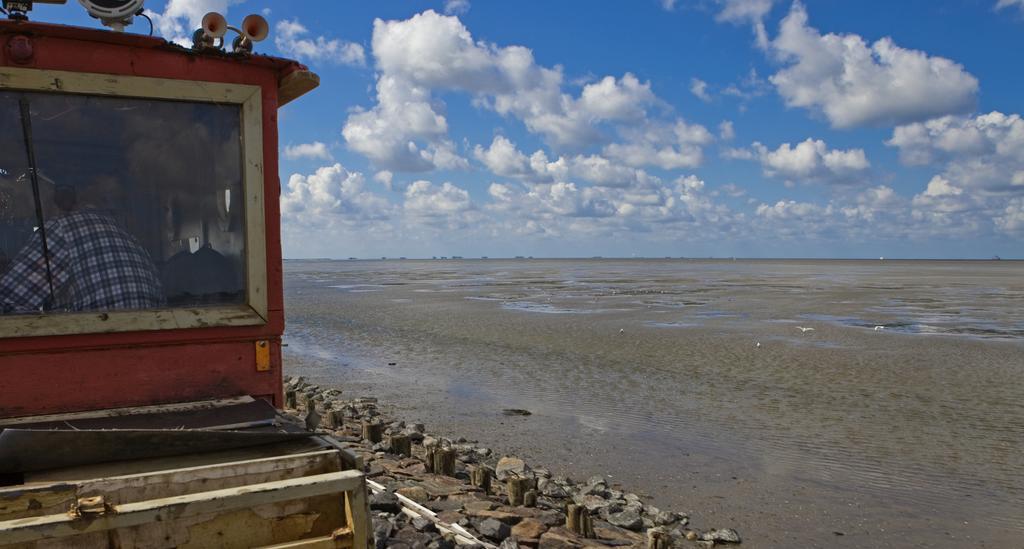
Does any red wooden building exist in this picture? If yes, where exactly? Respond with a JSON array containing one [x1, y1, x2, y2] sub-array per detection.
[[0, 17, 318, 418]]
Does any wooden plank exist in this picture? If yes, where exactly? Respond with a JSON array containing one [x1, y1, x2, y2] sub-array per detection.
[[77, 449, 343, 505], [0, 483, 77, 521], [25, 438, 330, 484], [256, 531, 353, 549], [278, 70, 320, 107], [0, 397, 254, 426], [0, 67, 260, 104], [242, 84, 269, 322], [0, 470, 364, 544], [0, 304, 266, 339], [344, 483, 371, 549]]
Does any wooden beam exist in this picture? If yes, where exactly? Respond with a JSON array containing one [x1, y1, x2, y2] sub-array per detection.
[[0, 470, 365, 544], [256, 531, 353, 549], [76, 449, 343, 505], [0, 396, 254, 426], [278, 70, 320, 107]]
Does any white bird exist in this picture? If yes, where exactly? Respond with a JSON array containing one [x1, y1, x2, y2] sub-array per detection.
[[619, 328, 625, 334], [755, 341, 762, 348], [796, 326, 815, 333], [873, 325, 885, 331]]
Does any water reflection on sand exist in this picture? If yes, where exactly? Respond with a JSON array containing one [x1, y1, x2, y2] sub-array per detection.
[[283, 259, 1024, 548]]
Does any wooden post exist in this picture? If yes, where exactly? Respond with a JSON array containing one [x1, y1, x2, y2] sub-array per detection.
[[506, 477, 532, 506], [566, 504, 594, 538], [523, 489, 537, 508], [361, 421, 383, 444], [646, 528, 671, 549], [284, 390, 297, 410], [432, 448, 455, 477], [470, 467, 492, 493], [326, 410, 345, 430], [389, 435, 411, 457], [424, 448, 436, 474]]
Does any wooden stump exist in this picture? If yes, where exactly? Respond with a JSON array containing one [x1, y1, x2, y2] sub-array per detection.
[[424, 448, 436, 474], [506, 477, 533, 506], [566, 504, 594, 538], [284, 390, 297, 410], [471, 467, 492, 493], [432, 448, 456, 477], [389, 435, 411, 457], [361, 421, 383, 443], [646, 528, 671, 549], [326, 410, 345, 430], [523, 489, 537, 508]]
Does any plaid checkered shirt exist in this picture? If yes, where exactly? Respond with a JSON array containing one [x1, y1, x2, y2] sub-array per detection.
[[0, 210, 164, 314]]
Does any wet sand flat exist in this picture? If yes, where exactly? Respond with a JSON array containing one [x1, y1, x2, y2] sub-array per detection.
[[282, 259, 1024, 548]]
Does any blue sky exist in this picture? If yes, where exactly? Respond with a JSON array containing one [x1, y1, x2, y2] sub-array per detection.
[[37, 0, 1024, 258]]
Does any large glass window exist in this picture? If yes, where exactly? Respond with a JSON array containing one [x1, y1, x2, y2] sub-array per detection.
[[0, 90, 246, 315]]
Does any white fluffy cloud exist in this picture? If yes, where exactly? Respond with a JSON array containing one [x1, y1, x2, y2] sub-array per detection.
[[770, 2, 978, 128], [603, 120, 714, 170], [690, 78, 712, 102], [996, 0, 1024, 14], [343, 10, 711, 172], [729, 138, 870, 185], [718, 121, 735, 140], [886, 111, 1024, 235], [716, 0, 775, 49], [275, 19, 365, 66], [473, 136, 660, 188], [403, 180, 475, 226], [146, 0, 243, 45], [281, 164, 392, 224], [444, 0, 471, 15], [284, 142, 333, 161]]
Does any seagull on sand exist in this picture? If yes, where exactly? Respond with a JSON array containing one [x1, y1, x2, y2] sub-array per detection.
[[755, 341, 762, 348], [796, 326, 815, 333]]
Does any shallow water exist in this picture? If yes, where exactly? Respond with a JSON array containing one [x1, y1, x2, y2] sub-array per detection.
[[282, 259, 1024, 548]]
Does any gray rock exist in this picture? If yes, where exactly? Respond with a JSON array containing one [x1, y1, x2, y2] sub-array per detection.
[[701, 528, 741, 544], [541, 481, 569, 499], [574, 494, 612, 512], [427, 538, 456, 549], [607, 508, 643, 531], [586, 475, 607, 487], [412, 517, 437, 532], [577, 482, 607, 497], [476, 518, 511, 541], [652, 510, 681, 526], [372, 518, 394, 549], [423, 436, 439, 449], [370, 491, 401, 513], [497, 536, 520, 549], [495, 456, 531, 481]]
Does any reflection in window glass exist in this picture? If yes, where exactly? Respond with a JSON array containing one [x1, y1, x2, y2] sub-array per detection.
[[0, 91, 246, 315]]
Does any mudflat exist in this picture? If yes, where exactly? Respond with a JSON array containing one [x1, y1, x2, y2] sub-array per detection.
[[283, 259, 1024, 548]]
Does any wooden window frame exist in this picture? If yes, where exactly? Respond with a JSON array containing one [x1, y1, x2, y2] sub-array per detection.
[[0, 67, 268, 338]]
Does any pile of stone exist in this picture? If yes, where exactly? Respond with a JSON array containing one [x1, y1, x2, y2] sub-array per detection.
[[283, 375, 741, 548]]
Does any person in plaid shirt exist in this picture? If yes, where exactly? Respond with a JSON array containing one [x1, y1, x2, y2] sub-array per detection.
[[0, 181, 165, 314]]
